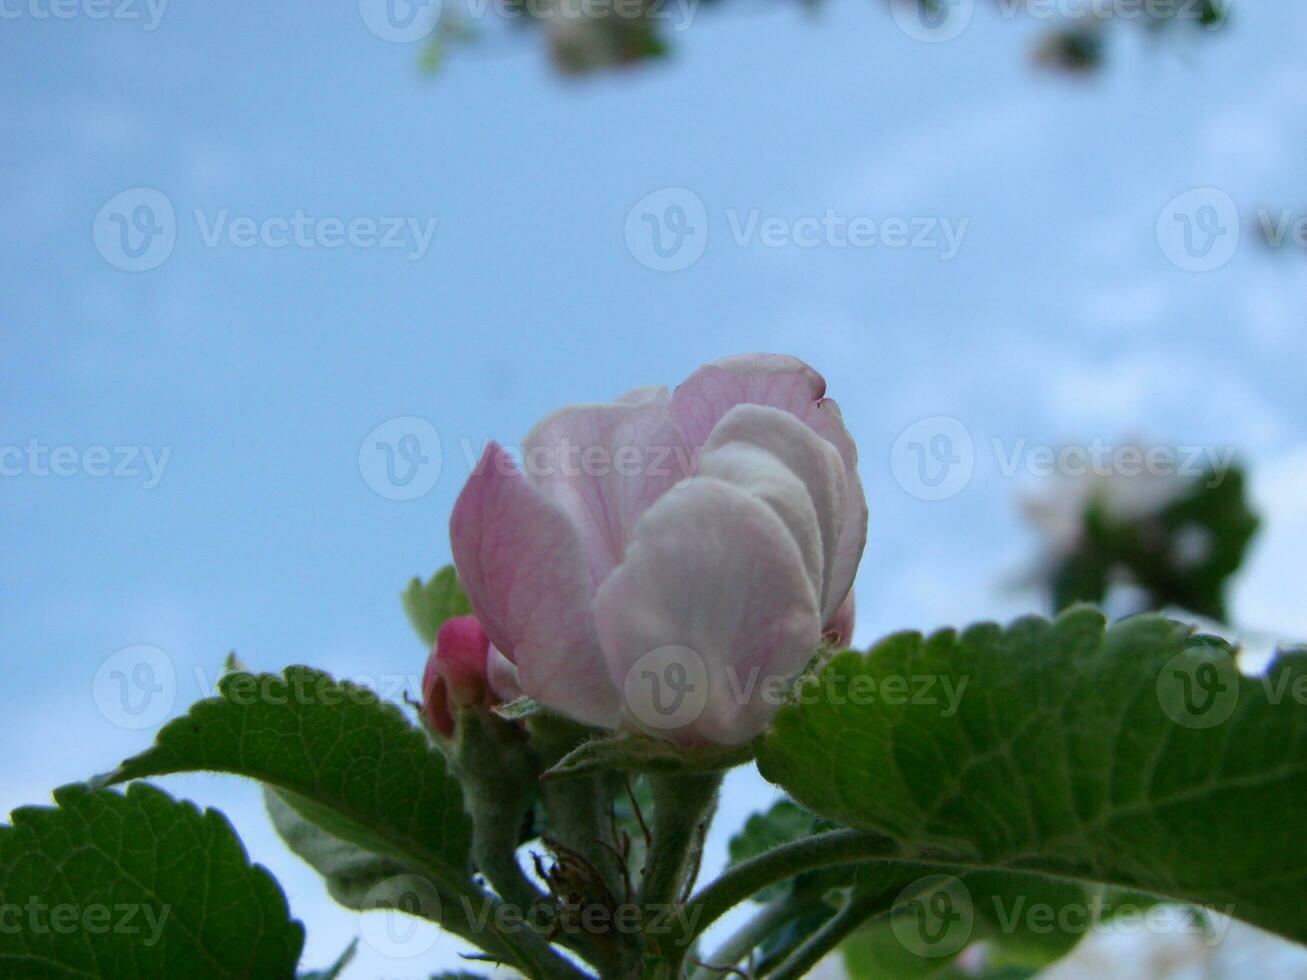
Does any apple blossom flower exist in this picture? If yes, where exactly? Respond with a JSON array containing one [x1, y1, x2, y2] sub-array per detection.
[[450, 354, 867, 745]]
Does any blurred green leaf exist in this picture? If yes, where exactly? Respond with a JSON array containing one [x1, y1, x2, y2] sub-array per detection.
[[403, 565, 474, 647]]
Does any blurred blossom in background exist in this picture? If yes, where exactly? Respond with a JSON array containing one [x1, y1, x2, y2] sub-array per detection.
[[3, 0, 1306, 974]]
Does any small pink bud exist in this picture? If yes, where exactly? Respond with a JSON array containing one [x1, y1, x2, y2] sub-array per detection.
[[823, 591, 855, 648], [422, 615, 492, 737]]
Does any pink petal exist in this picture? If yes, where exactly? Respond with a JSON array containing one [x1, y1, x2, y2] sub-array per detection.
[[521, 388, 690, 587], [670, 354, 866, 620], [593, 474, 823, 746], [450, 443, 619, 728]]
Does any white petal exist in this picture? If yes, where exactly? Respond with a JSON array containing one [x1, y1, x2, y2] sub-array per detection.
[[593, 476, 822, 745], [699, 404, 846, 619]]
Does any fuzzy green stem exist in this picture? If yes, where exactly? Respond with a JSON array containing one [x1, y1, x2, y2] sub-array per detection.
[[677, 830, 899, 946], [666, 826, 1000, 971], [528, 717, 628, 903], [450, 712, 547, 913], [688, 893, 807, 980], [458, 885, 593, 980], [765, 890, 891, 980], [640, 771, 722, 919]]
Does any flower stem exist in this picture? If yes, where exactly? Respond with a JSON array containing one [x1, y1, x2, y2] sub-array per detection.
[[688, 893, 806, 980], [640, 771, 722, 920], [677, 830, 900, 946], [765, 890, 892, 980]]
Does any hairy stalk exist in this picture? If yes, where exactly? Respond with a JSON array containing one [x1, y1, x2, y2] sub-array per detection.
[[766, 890, 891, 979], [529, 717, 637, 975], [530, 718, 628, 901], [688, 893, 807, 980], [665, 828, 1004, 973], [466, 887, 595, 980], [453, 714, 547, 913], [640, 771, 722, 919]]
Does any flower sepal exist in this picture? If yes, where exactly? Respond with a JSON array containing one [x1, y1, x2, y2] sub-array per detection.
[[540, 732, 754, 782]]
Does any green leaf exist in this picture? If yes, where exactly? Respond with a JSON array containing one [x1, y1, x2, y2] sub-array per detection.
[[728, 799, 844, 904], [729, 800, 820, 866], [492, 696, 550, 722], [403, 566, 473, 647], [757, 608, 1307, 945], [265, 788, 413, 909], [841, 871, 1102, 980], [265, 787, 522, 959], [0, 783, 304, 978], [94, 667, 473, 907], [87, 670, 592, 977]]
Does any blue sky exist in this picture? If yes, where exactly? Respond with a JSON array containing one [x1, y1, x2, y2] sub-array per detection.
[[3, 1, 1307, 974]]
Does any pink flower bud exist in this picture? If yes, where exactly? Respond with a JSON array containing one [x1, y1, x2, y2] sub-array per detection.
[[422, 615, 492, 737], [450, 355, 867, 745]]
